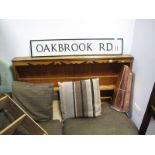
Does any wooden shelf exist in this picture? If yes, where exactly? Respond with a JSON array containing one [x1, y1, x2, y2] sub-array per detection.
[[12, 55, 133, 103], [17, 75, 118, 81], [53, 84, 115, 92]]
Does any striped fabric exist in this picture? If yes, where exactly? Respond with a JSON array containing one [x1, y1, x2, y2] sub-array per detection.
[[58, 78, 102, 120]]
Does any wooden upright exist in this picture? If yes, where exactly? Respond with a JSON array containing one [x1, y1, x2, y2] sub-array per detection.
[[139, 83, 155, 135]]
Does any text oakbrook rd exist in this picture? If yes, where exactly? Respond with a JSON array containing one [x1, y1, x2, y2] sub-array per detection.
[[36, 43, 114, 52]]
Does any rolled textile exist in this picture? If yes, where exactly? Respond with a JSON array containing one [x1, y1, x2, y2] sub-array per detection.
[[111, 65, 133, 113]]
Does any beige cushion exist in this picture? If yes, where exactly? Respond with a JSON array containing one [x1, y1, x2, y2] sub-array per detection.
[[52, 100, 62, 122], [58, 78, 101, 120]]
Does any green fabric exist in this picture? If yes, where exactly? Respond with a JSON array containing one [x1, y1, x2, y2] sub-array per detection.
[[39, 120, 62, 135], [12, 81, 54, 122], [0, 59, 13, 93], [63, 104, 138, 135]]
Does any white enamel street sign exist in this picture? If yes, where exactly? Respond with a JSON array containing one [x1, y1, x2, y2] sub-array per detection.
[[30, 38, 123, 57]]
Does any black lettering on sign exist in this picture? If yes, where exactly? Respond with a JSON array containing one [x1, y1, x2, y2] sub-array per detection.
[[107, 43, 113, 51], [71, 43, 78, 51], [99, 43, 105, 51], [87, 43, 92, 51], [36, 44, 44, 52], [64, 44, 71, 52], [51, 44, 57, 52], [79, 43, 85, 51], [44, 44, 50, 52], [59, 44, 64, 52]]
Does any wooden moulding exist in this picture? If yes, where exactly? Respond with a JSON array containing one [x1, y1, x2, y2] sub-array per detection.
[[12, 55, 133, 61], [0, 95, 48, 135]]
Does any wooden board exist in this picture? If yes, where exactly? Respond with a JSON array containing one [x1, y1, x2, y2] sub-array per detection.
[[0, 114, 26, 135]]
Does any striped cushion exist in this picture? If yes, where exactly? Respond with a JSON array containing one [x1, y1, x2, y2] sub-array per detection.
[[58, 78, 102, 120]]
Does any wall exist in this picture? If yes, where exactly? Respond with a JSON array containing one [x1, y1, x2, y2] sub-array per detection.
[[0, 19, 136, 94], [0, 19, 135, 64], [131, 20, 155, 134]]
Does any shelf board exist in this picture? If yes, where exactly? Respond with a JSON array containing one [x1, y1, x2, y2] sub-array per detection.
[[18, 75, 118, 80], [0, 114, 26, 135], [53, 84, 115, 92]]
